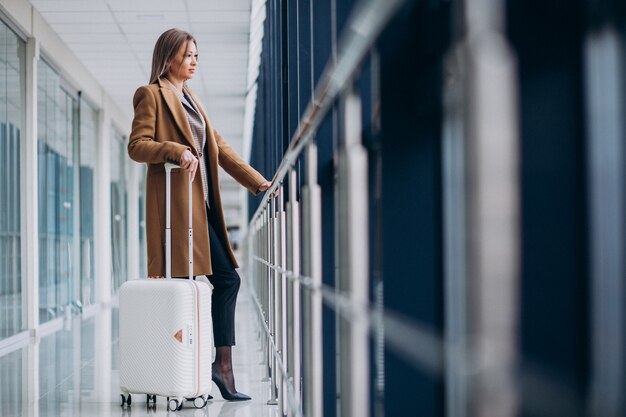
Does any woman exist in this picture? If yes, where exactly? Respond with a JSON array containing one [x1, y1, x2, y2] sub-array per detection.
[[128, 28, 272, 401]]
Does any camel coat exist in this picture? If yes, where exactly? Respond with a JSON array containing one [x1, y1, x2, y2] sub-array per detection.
[[128, 78, 267, 277]]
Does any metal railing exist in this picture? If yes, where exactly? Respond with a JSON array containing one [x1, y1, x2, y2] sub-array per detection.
[[244, 1, 524, 417], [245, 1, 410, 416]]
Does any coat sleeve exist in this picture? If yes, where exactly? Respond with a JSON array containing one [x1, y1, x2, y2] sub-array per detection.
[[128, 86, 190, 164], [214, 128, 268, 195]]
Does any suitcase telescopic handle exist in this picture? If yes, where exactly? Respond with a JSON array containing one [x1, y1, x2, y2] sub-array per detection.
[[165, 162, 193, 280]]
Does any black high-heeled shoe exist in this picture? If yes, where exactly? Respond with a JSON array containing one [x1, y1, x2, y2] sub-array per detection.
[[212, 371, 251, 401]]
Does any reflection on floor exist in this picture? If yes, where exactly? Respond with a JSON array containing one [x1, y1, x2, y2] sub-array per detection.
[[0, 281, 278, 417]]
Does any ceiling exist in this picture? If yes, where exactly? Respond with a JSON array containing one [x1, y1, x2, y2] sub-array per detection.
[[30, 0, 259, 227]]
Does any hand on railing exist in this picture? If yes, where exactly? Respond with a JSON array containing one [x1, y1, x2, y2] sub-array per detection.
[[258, 181, 271, 191], [259, 180, 280, 197]]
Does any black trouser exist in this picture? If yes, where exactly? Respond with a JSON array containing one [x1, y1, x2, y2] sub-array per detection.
[[205, 218, 240, 347]]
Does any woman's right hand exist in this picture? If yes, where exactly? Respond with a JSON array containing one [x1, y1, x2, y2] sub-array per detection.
[[179, 149, 198, 182]]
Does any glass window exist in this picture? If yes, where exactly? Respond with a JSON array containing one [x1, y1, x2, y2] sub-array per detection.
[[37, 59, 78, 324], [0, 20, 25, 340], [0, 347, 24, 409], [110, 127, 127, 292], [79, 100, 97, 306]]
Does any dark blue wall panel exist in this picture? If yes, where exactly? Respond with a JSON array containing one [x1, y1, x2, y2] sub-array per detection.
[[507, 1, 590, 415], [378, 1, 448, 416]]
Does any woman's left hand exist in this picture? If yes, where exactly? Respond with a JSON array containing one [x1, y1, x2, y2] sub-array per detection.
[[258, 181, 271, 192], [259, 181, 279, 197]]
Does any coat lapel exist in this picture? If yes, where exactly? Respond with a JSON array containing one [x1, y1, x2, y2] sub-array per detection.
[[158, 78, 195, 150], [183, 86, 220, 196], [183, 86, 212, 134], [184, 86, 218, 156]]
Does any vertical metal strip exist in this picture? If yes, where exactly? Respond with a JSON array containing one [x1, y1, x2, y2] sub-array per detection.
[[286, 180, 295, 416], [279, 184, 289, 415], [72, 94, 82, 309], [443, 47, 468, 417], [165, 165, 172, 279], [464, 19, 521, 417], [188, 171, 193, 280], [303, 143, 323, 417], [309, 186, 323, 417], [22, 37, 40, 403], [584, 27, 626, 417], [292, 199, 302, 413], [288, 167, 303, 414], [301, 146, 314, 417], [338, 90, 370, 417], [264, 205, 271, 382], [274, 191, 283, 409], [268, 196, 278, 405]]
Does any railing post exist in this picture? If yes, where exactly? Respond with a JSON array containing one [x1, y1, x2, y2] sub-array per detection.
[[337, 88, 370, 417], [302, 142, 323, 417], [250, 218, 258, 345], [286, 168, 302, 416], [279, 184, 288, 416], [585, 27, 626, 417], [273, 188, 283, 409], [256, 215, 268, 376], [464, 0, 521, 415], [268, 197, 278, 405], [442, 44, 469, 417], [263, 204, 271, 383]]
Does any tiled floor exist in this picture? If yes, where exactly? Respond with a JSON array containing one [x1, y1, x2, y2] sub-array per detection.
[[0, 281, 279, 417]]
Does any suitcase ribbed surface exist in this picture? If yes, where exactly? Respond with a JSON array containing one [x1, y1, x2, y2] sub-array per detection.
[[119, 279, 213, 397]]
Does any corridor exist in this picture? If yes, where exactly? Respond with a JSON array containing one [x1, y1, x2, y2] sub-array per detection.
[[1, 0, 626, 416]]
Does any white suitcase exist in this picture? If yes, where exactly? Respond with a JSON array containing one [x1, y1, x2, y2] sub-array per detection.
[[119, 163, 213, 412]]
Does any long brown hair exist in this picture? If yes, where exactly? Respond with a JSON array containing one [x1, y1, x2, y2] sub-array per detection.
[[149, 28, 197, 84]]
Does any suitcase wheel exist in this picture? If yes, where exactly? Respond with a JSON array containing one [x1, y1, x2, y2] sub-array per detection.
[[146, 394, 157, 405], [193, 396, 207, 409], [120, 393, 132, 407], [167, 397, 182, 411]]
